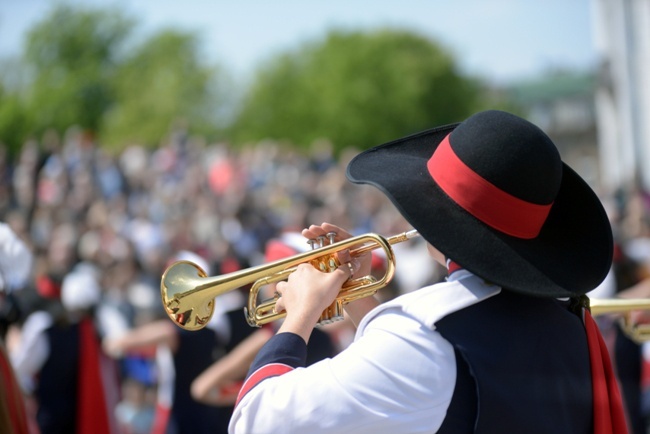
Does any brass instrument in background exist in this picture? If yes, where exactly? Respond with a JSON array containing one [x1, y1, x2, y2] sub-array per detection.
[[160, 230, 420, 331], [590, 298, 650, 343]]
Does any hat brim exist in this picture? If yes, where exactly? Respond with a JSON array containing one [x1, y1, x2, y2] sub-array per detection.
[[346, 124, 613, 297]]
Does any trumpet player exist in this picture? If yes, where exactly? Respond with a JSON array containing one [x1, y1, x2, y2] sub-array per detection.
[[229, 110, 625, 433]]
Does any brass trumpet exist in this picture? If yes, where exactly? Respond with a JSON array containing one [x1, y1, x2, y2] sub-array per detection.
[[160, 230, 419, 331], [590, 298, 650, 343]]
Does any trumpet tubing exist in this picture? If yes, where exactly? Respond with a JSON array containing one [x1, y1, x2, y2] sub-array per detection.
[[589, 298, 650, 343], [160, 230, 419, 331], [589, 298, 650, 316]]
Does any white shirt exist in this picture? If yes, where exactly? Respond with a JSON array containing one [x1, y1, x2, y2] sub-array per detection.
[[229, 271, 501, 434], [11, 303, 129, 393]]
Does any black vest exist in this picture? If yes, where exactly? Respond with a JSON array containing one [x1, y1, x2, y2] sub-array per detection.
[[171, 328, 225, 434], [36, 323, 80, 434], [435, 290, 593, 434]]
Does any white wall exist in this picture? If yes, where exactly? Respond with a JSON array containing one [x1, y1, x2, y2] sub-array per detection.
[[591, 0, 650, 192]]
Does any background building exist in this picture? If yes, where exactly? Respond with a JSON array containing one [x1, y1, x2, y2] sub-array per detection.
[[508, 72, 600, 190], [507, 0, 650, 199], [591, 0, 650, 193]]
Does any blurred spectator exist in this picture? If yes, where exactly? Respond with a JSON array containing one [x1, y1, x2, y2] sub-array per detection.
[[114, 377, 156, 434], [0, 222, 33, 434], [0, 223, 33, 340], [589, 186, 650, 434], [11, 264, 123, 434], [103, 251, 254, 434]]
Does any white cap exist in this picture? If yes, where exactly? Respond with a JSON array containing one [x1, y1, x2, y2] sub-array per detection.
[[61, 268, 101, 311], [174, 250, 211, 276], [0, 223, 33, 293]]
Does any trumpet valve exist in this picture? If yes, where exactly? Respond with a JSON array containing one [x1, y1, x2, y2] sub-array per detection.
[[317, 299, 344, 326], [309, 232, 338, 250], [309, 253, 341, 274]]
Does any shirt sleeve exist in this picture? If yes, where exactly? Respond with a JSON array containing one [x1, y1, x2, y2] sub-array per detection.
[[229, 308, 457, 434], [234, 331, 308, 405], [10, 311, 51, 393]]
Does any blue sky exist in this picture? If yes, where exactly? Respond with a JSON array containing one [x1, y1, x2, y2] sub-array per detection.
[[0, 0, 598, 84]]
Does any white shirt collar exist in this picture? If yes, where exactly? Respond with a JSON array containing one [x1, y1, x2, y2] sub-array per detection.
[[357, 271, 501, 335]]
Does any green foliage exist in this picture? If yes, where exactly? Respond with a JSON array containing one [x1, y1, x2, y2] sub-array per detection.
[[0, 5, 499, 154], [102, 30, 223, 148], [0, 85, 32, 157], [229, 29, 485, 152], [23, 4, 134, 135], [0, 3, 223, 151]]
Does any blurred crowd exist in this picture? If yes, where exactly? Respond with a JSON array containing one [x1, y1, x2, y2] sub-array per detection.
[[4, 125, 650, 433], [0, 126, 442, 434]]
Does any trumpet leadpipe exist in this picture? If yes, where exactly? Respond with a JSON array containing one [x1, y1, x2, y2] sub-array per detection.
[[589, 298, 650, 316]]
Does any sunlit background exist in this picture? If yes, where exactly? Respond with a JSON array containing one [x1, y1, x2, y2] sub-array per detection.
[[1, 1, 598, 82], [3, 1, 640, 189], [2, 1, 650, 434], [1, 0, 617, 181]]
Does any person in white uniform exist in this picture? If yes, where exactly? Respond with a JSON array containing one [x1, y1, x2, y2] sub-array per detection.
[[229, 110, 627, 434]]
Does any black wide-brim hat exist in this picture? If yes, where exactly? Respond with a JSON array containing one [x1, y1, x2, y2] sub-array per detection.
[[347, 110, 613, 297]]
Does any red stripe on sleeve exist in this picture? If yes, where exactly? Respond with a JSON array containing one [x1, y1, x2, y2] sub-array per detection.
[[235, 363, 294, 406]]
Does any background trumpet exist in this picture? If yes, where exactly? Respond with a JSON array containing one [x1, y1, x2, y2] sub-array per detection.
[[589, 297, 650, 343], [160, 230, 420, 331]]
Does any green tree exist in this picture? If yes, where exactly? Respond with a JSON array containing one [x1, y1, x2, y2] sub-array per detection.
[[23, 4, 134, 136], [1, 4, 226, 151], [102, 30, 224, 148], [0, 84, 32, 157], [229, 29, 486, 152]]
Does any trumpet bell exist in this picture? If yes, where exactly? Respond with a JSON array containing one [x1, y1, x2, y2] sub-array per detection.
[[161, 260, 215, 331]]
